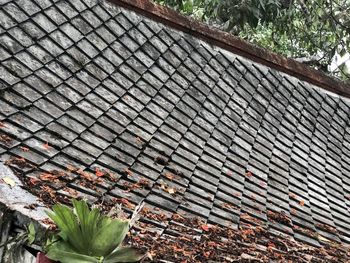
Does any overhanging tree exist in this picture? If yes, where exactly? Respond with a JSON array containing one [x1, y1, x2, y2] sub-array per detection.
[[154, 0, 350, 81]]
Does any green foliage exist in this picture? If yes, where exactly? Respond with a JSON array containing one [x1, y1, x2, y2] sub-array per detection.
[[154, 0, 350, 80], [45, 199, 144, 263], [0, 221, 36, 263], [27, 222, 36, 245]]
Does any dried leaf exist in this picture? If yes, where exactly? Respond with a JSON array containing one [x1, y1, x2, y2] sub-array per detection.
[[245, 171, 253, 177], [201, 224, 210, 232], [167, 187, 176, 194], [21, 146, 30, 152], [164, 172, 174, 180], [40, 185, 55, 198], [120, 198, 135, 209], [267, 242, 276, 252], [95, 167, 104, 177], [3, 177, 15, 187], [28, 177, 41, 186], [64, 187, 78, 197], [66, 165, 77, 172], [289, 193, 296, 199], [39, 172, 59, 181], [124, 168, 133, 177], [317, 234, 332, 243], [42, 142, 51, 150], [299, 200, 305, 206]]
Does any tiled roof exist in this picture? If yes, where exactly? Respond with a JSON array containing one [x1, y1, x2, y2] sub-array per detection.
[[1, 0, 350, 254]]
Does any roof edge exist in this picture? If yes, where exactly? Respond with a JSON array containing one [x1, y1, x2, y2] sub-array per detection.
[[108, 0, 350, 98]]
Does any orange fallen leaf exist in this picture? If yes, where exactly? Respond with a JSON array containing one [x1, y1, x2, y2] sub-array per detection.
[[95, 167, 104, 177], [120, 198, 135, 209], [42, 142, 51, 150], [64, 187, 78, 197], [40, 185, 56, 198], [267, 242, 276, 252], [201, 224, 210, 232], [242, 228, 255, 236], [66, 165, 77, 172], [124, 168, 132, 176], [0, 122, 5, 128], [106, 170, 118, 182], [77, 169, 93, 181], [138, 178, 150, 187], [222, 202, 234, 209], [164, 172, 174, 180], [289, 193, 296, 199], [21, 146, 29, 152], [299, 200, 305, 206], [159, 180, 177, 195], [39, 172, 59, 181], [28, 177, 41, 186], [245, 171, 253, 177]]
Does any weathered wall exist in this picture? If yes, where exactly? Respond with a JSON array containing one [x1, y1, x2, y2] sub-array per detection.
[[1, 0, 350, 249]]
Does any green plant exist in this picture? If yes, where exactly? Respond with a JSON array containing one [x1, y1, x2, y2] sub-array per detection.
[[0, 221, 36, 263], [154, 0, 350, 80], [45, 199, 144, 263]]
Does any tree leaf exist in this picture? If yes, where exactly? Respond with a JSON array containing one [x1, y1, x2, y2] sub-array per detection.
[[3, 177, 15, 187]]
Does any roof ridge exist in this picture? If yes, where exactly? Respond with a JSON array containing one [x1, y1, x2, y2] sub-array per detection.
[[110, 0, 350, 98]]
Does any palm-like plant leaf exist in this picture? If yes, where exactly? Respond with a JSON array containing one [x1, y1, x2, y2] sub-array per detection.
[[46, 199, 144, 262], [46, 241, 100, 263], [72, 199, 101, 254], [104, 247, 145, 263], [46, 203, 84, 253], [90, 219, 129, 256]]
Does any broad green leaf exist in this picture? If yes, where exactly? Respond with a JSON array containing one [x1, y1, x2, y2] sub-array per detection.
[[45, 199, 142, 261], [72, 199, 101, 253], [46, 241, 100, 263], [47, 249, 100, 263], [46, 204, 84, 253], [27, 222, 36, 245], [90, 219, 129, 256], [104, 247, 145, 263]]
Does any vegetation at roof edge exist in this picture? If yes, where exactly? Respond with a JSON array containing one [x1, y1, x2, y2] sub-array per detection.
[[154, 0, 350, 82]]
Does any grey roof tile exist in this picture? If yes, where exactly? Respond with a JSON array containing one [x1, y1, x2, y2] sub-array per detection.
[[2, 0, 350, 253]]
